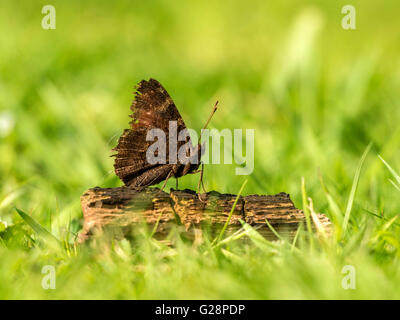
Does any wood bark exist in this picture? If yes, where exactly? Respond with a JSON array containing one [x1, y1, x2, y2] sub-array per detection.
[[78, 187, 330, 242]]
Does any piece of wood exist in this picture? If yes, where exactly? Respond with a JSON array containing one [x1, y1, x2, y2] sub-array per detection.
[[78, 187, 330, 242]]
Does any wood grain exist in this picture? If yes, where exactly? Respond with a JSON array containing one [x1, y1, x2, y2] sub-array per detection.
[[78, 187, 330, 242]]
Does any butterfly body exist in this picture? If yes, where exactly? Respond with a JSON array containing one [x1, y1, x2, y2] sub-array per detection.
[[113, 79, 203, 189]]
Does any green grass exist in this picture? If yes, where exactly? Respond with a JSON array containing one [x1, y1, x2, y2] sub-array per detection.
[[1, 0, 400, 299]]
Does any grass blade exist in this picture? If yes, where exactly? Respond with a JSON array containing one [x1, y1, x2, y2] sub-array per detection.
[[389, 179, 400, 192], [264, 218, 284, 241], [291, 223, 302, 251], [301, 177, 314, 249], [238, 219, 277, 250], [370, 216, 398, 244], [215, 179, 248, 244], [15, 207, 60, 246], [308, 197, 327, 238], [379, 155, 400, 190], [318, 169, 343, 228], [342, 143, 372, 233]]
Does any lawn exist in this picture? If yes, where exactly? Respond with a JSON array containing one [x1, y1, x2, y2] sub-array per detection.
[[1, 0, 400, 299]]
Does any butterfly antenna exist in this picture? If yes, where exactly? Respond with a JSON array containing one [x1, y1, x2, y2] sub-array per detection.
[[202, 100, 218, 131], [199, 100, 218, 144]]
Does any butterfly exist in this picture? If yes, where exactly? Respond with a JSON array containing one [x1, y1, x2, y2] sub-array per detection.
[[112, 78, 217, 192]]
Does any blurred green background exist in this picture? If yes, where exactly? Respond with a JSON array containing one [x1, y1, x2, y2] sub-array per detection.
[[1, 0, 400, 299]]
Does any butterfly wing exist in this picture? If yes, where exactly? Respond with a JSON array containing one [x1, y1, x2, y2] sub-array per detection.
[[113, 78, 188, 187], [129, 78, 187, 135]]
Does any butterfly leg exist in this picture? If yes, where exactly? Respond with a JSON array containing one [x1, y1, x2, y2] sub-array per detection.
[[200, 163, 207, 193], [197, 163, 207, 202], [158, 170, 173, 194]]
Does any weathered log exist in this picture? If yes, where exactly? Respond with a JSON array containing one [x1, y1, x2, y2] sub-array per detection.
[[78, 187, 330, 242]]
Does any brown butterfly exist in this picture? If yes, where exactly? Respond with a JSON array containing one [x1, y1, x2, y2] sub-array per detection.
[[112, 78, 217, 192]]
